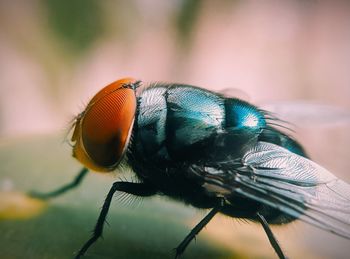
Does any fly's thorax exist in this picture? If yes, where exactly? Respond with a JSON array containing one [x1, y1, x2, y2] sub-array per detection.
[[132, 84, 225, 163]]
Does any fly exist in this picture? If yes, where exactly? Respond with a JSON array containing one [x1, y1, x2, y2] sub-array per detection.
[[29, 78, 350, 259]]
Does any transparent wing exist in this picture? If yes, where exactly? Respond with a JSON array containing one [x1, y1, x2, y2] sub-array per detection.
[[217, 87, 251, 102], [191, 141, 350, 239], [261, 101, 350, 127]]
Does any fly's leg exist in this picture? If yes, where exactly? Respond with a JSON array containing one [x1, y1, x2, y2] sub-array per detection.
[[29, 167, 89, 200], [174, 199, 223, 258], [257, 212, 287, 259], [75, 181, 157, 259]]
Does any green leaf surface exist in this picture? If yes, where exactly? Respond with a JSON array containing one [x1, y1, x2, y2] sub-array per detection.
[[0, 135, 241, 259]]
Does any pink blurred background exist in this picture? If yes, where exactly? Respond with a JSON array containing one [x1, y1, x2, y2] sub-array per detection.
[[1, 0, 349, 137], [0, 1, 349, 258]]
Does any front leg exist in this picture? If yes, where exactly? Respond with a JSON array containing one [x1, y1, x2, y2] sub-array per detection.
[[75, 181, 157, 259], [29, 167, 89, 200]]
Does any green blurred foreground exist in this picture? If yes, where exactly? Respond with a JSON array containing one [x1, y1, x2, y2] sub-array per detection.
[[0, 135, 241, 259]]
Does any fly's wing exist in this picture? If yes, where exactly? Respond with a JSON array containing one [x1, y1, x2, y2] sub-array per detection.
[[217, 87, 251, 102], [190, 141, 350, 239], [261, 101, 350, 127]]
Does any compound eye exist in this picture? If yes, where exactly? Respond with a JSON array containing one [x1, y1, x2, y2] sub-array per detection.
[[72, 78, 137, 172]]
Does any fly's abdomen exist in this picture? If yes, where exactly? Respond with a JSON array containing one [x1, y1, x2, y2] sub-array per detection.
[[225, 99, 266, 130], [221, 98, 266, 153], [132, 84, 266, 164], [259, 126, 308, 158]]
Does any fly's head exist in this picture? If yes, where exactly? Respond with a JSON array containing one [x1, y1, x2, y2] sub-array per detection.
[[70, 78, 140, 172]]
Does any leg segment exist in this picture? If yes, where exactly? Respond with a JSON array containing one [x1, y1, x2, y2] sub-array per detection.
[[29, 167, 88, 200], [175, 199, 223, 258], [257, 212, 287, 259], [75, 181, 157, 259]]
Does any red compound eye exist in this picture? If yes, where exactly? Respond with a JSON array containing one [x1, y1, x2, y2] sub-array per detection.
[[72, 78, 138, 172]]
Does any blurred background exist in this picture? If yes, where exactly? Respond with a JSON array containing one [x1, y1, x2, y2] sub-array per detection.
[[1, 0, 350, 137], [1, 0, 350, 258]]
